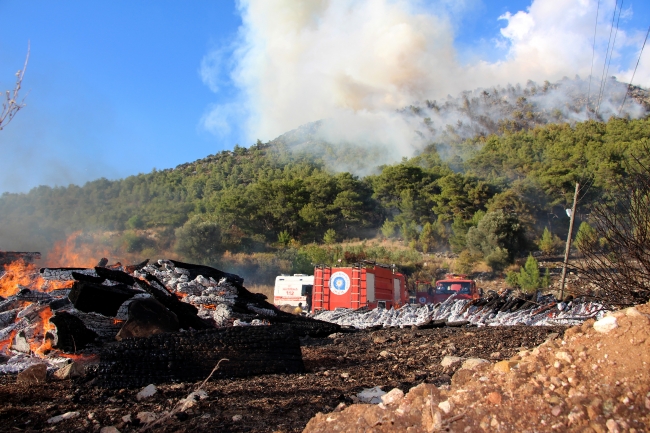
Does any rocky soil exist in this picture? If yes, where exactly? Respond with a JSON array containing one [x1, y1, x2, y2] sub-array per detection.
[[305, 303, 650, 433], [0, 325, 564, 432]]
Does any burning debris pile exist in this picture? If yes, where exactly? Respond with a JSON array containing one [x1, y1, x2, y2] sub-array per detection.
[[314, 291, 605, 329], [0, 255, 337, 385]]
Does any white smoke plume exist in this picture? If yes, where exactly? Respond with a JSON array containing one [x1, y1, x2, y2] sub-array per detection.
[[202, 0, 649, 163]]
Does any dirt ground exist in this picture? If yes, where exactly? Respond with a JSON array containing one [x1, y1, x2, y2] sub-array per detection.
[[0, 325, 565, 432]]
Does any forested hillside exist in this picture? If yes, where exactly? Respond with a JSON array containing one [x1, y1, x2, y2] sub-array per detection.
[[1, 115, 649, 283]]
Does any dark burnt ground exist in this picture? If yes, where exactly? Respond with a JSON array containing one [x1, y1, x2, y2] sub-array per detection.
[[0, 325, 566, 433]]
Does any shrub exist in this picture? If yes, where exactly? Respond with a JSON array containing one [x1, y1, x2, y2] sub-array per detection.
[[537, 227, 562, 255]]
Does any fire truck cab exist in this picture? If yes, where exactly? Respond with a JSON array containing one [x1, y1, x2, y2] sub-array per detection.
[[415, 274, 480, 305], [311, 263, 407, 312]]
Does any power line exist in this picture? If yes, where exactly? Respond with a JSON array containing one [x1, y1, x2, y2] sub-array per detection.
[[618, 25, 650, 115], [586, 0, 601, 112], [596, 0, 624, 115]]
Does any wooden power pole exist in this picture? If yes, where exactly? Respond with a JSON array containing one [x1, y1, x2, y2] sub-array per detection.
[[559, 183, 580, 299]]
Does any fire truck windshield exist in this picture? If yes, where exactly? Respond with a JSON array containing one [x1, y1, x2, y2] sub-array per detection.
[[436, 282, 471, 294]]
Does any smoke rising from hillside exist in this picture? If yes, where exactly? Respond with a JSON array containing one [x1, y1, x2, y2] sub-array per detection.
[[203, 0, 648, 162]]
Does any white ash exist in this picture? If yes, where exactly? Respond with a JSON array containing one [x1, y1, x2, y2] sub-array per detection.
[[313, 296, 605, 329], [250, 319, 270, 326], [40, 268, 98, 281], [233, 319, 250, 326], [101, 279, 122, 287], [174, 267, 190, 276], [207, 303, 232, 327], [247, 304, 276, 316], [0, 354, 69, 375]]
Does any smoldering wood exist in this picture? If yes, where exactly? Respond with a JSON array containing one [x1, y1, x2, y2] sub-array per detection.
[[49, 311, 99, 352], [68, 281, 140, 317], [94, 266, 212, 330], [70, 271, 107, 284], [62, 309, 122, 339], [0, 251, 41, 266], [15, 287, 53, 303], [96, 258, 109, 267], [115, 298, 180, 341], [40, 267, 98, 281], [0, 308, 19, 328], [97, 324, 305, 388]]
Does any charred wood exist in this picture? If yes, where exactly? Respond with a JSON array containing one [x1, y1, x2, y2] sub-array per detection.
[[68, 281, 139, 317], [50, 311, 99, 352], [97, 324, 305, 388], [115, 298, 180, 340]]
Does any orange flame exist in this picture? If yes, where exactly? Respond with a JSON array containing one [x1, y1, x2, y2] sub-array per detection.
[[30, 307, 55, 356], [113, 319, 125, 325], [0, 330, 17, 354], [44, 231, 114, 268], [0, 261, 73, 297]]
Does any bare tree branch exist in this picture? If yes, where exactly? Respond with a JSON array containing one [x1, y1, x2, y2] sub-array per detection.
[[570, 149, 650, 307], [0, 43, 29, 131]]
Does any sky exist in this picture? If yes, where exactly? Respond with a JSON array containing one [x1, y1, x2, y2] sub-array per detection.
[[0, 0, 648, 194]]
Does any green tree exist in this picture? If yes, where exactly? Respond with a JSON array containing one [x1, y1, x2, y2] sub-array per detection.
[[575, 222, 598, 253], [537, 227, 562, 255], [174, 215, 222, 263], [323, 229, 338, 245], [466, 209, 527, 267], [507, 254, 550, 293]]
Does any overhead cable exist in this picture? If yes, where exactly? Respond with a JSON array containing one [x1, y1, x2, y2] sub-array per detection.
[[586, 0, 601, 112], [596, 0, 624, 115], [618, 25, 650, 116]]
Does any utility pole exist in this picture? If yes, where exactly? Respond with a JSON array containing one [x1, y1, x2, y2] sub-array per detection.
[[559, 183, 580, 299]]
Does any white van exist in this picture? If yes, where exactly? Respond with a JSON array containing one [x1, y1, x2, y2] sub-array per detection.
[[273, 274, 314, 310]]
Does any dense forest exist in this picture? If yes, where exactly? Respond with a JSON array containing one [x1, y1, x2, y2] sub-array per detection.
[[1, 112, 649, 283]]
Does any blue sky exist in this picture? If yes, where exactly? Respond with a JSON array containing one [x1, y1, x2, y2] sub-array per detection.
[[0, 0, 648, 193]]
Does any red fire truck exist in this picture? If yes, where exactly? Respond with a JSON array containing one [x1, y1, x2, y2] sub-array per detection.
[[311, 262, 407, 312], [415, 274, 481, 305]]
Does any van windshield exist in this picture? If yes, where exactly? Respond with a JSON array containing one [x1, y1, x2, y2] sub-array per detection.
[[435, 282, 471, 294]]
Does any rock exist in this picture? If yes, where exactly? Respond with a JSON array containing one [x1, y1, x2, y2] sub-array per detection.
[[487, 392, 502, 405], [440, 355, 463, 367], [136, 412, 158, 424], [178, 389, 208, 412], [555, 351, 573, 363], [100, 427, 121, 433], [380, 388, 404, 405], [593, 316, 618, 333], [357, 386, 386, 404], [232, 414, 243, 422], [340, 372, 350, 379], [606, 419, 620, 433], [551, 405, 562, 416], [461, 358, 489, 370], [136, 384, 157, 401], [379, 350, 390, 358], [490, 351, 501, 359], [493, 360, 518, 373], [54, 362, 85, 380], [17, 363, 47, 384], [47, 411, 80, 424], [121, 414, 132, 423], [116, 298, 180, 340], [438, 399, 453, 414]]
